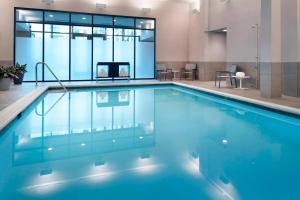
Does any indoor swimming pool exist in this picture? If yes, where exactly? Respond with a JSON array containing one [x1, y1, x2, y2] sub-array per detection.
[[0, 85, 300, 200]]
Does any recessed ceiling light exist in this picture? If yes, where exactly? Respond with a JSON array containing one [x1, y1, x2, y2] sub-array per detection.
[[82, 17, 86, 20], [49, 14, 54, 18], [140, 21, 144, 24], [113, 19, 117, 22]]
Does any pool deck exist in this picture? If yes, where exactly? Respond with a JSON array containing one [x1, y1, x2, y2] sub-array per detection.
[[0, 80, 299, 131]]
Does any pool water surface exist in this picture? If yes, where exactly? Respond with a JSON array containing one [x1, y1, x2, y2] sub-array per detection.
[[0, 85, 300, 200]]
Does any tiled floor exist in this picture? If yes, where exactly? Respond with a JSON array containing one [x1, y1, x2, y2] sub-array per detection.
[[0, 80, 300, 112], [177, 81, 300, 109], [0, 80, 160, 111], [0, 83, 38, 110]]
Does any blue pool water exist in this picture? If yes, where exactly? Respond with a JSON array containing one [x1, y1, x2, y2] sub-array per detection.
[[0, 85, 300, 200]]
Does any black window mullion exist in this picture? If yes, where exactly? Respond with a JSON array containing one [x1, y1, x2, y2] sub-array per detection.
[[134, 18, 136, 79], [42, 11, 45, 82], [91, 16, 94, 80], [112, 16, 115, 62], [69, 13, 71, 81]]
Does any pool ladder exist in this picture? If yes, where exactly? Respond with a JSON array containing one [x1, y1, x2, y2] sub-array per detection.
[[35, 62, 68, 92]]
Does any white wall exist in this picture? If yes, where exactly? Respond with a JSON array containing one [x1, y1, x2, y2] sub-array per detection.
[[0, 0, 190, 63], [0, 0, 265, 64], [207, 32, 227, 62], [208, 0, 261, 63]]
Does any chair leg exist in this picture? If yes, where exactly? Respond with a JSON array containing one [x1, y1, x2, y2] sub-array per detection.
[[215, 76, 217, 86], [219, 78, 221, 88], [234, 78, 237, 88]]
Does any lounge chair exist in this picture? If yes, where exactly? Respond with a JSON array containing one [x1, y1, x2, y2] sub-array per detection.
[[215, 65, 238, 88], [156, 64, 173, 80], [180, 64, 197, 80]]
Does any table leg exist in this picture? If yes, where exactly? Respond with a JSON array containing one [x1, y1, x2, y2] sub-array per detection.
[[239, 79, 243, 89]]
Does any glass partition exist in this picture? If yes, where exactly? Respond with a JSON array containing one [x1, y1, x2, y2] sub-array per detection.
[[135, 30, 155, 79], [114, 28, 135, 78], [44, 24, 70, 81], [71, 26, 92, 80], [14, 8, 156, 81], [93, 27, 113, 78], [15, 21, 43, 81]]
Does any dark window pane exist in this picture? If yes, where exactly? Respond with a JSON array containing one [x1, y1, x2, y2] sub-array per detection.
[[94, 15, 113, 26], [114, 17, 134, 28], [136, 19, 155, 29], [45, 11, 69, 23], [16, 9, 43, 22], [71, 14, 92, 25], [16, 23, 43, 34]]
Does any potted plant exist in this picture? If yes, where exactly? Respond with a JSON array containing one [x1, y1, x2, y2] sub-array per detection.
[[13, 63, 27, 85], [0, 65, 18, 91]]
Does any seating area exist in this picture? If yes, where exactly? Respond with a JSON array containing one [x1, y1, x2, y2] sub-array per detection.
[[156, 63, 198, 81], [156, 63, 253, 90]]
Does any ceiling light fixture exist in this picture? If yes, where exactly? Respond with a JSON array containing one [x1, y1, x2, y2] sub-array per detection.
[[41, 0, 54, 4], [82, 17, 86, 20], [142, 8, 151, 14], [192, 0, 200, 14], [96, 3, 107, 9], [49, 14, 54, 18]]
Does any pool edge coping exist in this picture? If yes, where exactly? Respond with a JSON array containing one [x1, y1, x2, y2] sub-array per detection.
[[173, 82, 300, 117], [0, 81, 299, 132]]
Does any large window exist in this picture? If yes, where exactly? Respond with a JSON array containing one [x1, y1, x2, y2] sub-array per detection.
[[15, 10, 43, 81], [14, 8, 156, 81]]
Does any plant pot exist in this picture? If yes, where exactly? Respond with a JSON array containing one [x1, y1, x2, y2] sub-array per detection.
[[13, 73, 24, 85], [0, 78, 12, 91]]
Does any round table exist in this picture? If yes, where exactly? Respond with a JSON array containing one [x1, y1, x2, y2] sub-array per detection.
[[233, 76, 250, 89], [172, 70, 181, 80]]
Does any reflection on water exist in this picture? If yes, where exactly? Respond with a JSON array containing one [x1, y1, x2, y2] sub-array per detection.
[[1, 86, 300, 200], [14, 89, 155, 166]]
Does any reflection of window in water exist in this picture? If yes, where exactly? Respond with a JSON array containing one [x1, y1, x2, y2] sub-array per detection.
[[97, 92, 108, 103], [119, 91, 129, 102]]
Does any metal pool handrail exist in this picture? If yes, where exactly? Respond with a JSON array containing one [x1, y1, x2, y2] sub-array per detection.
[[35, 92, 67, 117], [35, 62, 68, 92]]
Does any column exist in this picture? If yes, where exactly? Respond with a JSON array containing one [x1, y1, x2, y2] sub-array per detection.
[[260, 0, 282, 98], [281, 0, 300, 97]]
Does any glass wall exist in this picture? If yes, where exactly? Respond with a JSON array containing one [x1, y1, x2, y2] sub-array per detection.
[[15, 8, 156, 81], [15, 9, 43, 81]]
